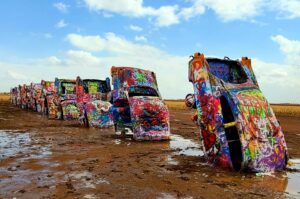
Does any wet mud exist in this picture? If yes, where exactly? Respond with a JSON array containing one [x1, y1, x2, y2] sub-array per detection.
[[0, 101, 300, 199]]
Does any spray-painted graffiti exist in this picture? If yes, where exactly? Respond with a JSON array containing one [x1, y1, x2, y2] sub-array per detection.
[[10, 87, 18, 106], [30, 83, 43, 112], [51, 78, 79, 120], [111, 66, 170, 141], [41, 80, 55, 116], [76, 77, 114, 128], [186, 52, 288, 172], [19, 84, 31, 109]]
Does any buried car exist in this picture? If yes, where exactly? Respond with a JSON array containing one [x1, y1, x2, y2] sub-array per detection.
[[10, 87, 18, 106], [50, 78, 79, 120], [30, 83, 43, 112], [76, 76, 113, 128], [111, 66, 170, 141], [41, 80, 55, 116], [20, 84, 31, 109], [185, 52, 288, 172]]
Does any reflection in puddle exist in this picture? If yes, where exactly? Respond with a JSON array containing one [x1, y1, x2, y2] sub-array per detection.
[[286, 159, 300, 196], [68, 171, 110, 190], [68, 171, 92, 179], [114, 139, 122, 145], [84, 194, 97, 199], [157, 193, 176, 199], [167, 155, 179, 166], [0, 130, 31, 158], [96, 178, 110, 184], [168, 134, 300, 197], [0, 130, 52, 160], [170, 135, 204, 156]]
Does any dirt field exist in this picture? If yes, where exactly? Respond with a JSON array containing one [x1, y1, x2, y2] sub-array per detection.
[[0, 99, 300, 199]]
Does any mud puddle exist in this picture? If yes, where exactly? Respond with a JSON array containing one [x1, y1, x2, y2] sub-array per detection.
[[0, 130, 51, 160], [0, 130, 31, 158], [170, 134, 203, 157], [285, 159, 300, 196], [166, 135, 300, 198], [1, 100, 300, 198]]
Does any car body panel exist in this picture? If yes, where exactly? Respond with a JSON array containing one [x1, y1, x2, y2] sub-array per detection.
[[76, 77, 114, 128], [128, 96, 170, 140], [186, 52, 288, 172]]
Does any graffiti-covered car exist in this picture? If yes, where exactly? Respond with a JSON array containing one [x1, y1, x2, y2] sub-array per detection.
[[76, 77, 114, 128], [10, 87, 18, 106], [20, 84, 31, 109], [111, 66, 170, 141], [51, 78, 80, 120], [16, 86, 21, 108], [30, 83, 43, 112], [41, 80, 55, 116], [185, 52, 288, 172]]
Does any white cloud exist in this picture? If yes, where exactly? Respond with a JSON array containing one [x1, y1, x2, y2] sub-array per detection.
[[129, 25, 143, 32], [7, 70, 28, 80], [205, 0, 265, 21], [134, 35, 147, 42], [271, 35, 300, 66], [82, 0, 267, 24], [252, 58, 300, 103], [179, 1, 205, 20], [63, 32, 300, 102], [66, 34, 106, 52], [66, 33, 163, 57], [82, 0, 300, 27], [84, 0, 153, 17], [83, 0, 179, 27], [271, 0, 300, 19], [56, 19, 68, 28], [180, 0, 265, 22], [53, 2, 69, 13], [153, 6, 180, 27], [47, 56, 62, 65], [181, 0, 300, 22], [2, 32, 300, 103], [65, 50, 102, 66]]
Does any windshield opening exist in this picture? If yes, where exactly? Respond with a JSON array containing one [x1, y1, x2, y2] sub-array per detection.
[[83, 80, 110, 94], [207, 59, 248, 84], [128, 86, 159, 97], [61, 82, 76, 94]]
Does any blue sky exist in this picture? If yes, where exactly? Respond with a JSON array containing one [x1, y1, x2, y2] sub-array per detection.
[[0, 0, 300, 103]]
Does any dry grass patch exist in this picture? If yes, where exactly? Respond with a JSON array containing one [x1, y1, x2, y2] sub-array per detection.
[[0, 93, 10, 101], [271, 104, 300, 118]]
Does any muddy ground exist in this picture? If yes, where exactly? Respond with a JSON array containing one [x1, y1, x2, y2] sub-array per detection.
[[0, 100, 300, 199]]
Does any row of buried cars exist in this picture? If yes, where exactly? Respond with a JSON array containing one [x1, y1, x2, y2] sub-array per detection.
[[10, 66, 170, 141], [10, 53, 289, 173]]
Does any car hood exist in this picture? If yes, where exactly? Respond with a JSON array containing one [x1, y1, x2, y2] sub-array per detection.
[[128, 96, 170, 140], [227, 88, 282, 139], [226, 88, 287, 171], [128, 96, 169, 120]]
